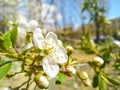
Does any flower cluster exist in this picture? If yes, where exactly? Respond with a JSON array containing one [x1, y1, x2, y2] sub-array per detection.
[[16, 20, 77, 89], [18, 20, 68, 74]]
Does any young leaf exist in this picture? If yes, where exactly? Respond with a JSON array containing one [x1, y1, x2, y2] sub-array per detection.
[[0, 62, 12, 79], [3, 31, 12, 49], [93, 74, 99, 88], [56, 72, 66, 84], [103, 74, 120, 86], [102, 50, 110, 61], [99, 75, 107, 90], [11, 24, 18, 47]]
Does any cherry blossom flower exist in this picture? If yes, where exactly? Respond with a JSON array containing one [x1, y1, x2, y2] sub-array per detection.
[[33, 31, 68, 78], [17, 20, 41, 49], [17, 20, 68, 78]]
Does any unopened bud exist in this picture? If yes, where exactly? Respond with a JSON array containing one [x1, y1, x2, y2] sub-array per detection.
[[66, 46, 74, 55], [79, 72, 89, 80], [66, 66, 76, 77], [82, 78, 91, 86], [34, 74, 49, 89], [24, 59, 32, 65], [6, 72, 15, 78], [93, 57, 104, 66]]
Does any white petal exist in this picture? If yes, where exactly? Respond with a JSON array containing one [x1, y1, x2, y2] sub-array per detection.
[[25, 42, 33, 49], [57, 39, 63, 46], [45, 32, 58, 48], [113, 40, 120, 47], [18, 19, 29, 29], [42, 56, 59, 78], [29, 20, 39, 28], [33, 32, 45, 49], [17, 27, 27, 46], [17, 27, 27, 39], [27, 20, 39, 32], [35, 28, 42, 33], [52, 46, 68, 65]]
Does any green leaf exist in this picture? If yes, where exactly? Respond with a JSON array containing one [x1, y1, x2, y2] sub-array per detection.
[[102, 50, 110, 61], [99, 75, 107, 90], [56, 72, 66, 84], [11, 24, 18, 47], [0, 62, 12, 79], [0, 33, 6, 52], [93, 74, 99, 88], [103, 74, 120, 86], [3, 31, 12, 49], [0, 32, 3, 42]]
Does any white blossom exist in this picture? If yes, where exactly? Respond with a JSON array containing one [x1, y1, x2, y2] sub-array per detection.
[[33, 31, 68, 78], [17, 20, 68, 78], [17, 20, 41, 48]]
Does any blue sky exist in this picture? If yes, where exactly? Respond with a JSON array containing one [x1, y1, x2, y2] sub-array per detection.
[[108, 0, 120, 19], [19, 0, 120, 29]]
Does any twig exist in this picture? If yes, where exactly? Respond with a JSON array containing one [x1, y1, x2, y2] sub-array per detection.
[[18, 81, 28, 89], [26, 55, 39, 90], [14, 45, 19, 54], [34, 84, 37, 90]]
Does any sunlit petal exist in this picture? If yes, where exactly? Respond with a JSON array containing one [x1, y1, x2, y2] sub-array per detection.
[[35, 28, 42, 33], [29, 20, 39, 28], [57, 39, 63, 46], [45, 32, 58, 48], [42, 55, 59, 78], [52, 46, 68, 65], [27, 20, 39, 32], [33, 32, 45, 49]]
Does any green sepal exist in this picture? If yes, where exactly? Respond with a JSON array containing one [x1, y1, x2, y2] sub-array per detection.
[[56, 72, 66, 84]]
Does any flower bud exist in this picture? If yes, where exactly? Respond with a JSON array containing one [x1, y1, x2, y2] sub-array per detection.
[[82, 78, 91, 86], [79, 72, 89, 80], [34, 74, 49, 89], [24, 59, 33, 65], [93, 57, 104, 66], [66, 66, 76, 77], [66, 46, 73, 53], [6, 72, 15, 78], [66, 46, 74, 56]]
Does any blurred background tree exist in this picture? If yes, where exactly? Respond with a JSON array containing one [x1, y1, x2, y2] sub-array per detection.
[[0, 0, 21, 33], [82, 0, 109, 42], [0, 0, 120, 41]]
